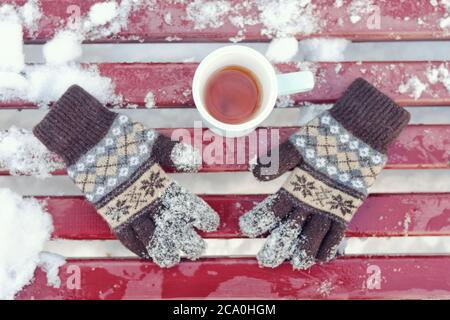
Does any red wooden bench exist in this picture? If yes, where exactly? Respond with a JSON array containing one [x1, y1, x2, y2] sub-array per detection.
[[1, 0, 449, 299]]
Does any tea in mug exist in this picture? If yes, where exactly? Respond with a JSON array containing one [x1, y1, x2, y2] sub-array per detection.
[[204, 66, 261, 124]]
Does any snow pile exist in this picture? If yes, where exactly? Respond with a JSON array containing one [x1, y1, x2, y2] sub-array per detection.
[[426, 64, 450, 93], [43, 31, 83, 65], [26, 64, 117, 106], [0, 188, 54, 300], [398, 76, 428, 100], [257, 0, 319, 38], [0, 2, 36, 99], [0, 1, 129, 107], [18, 0, 42, 33], [1, 63, 117, 107], [78, 0, 147, 40], [88, 1, 119, 26], [144, 91, 155, 108], [0, 126, 60, 177], [265, 37, 299, 62], [186, 0, 231, 29], [0, 73, 28, 99], [37, 252, 66, 288], [298, 38, 350, 61], [347, 0, 375, 24], [35, 0, 148, 103], [0, 13, 25, 73], [0, 15, 27, 99], [0, 1, 42, 36]]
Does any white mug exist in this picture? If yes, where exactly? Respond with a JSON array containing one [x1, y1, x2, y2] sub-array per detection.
[[192, 45, 315, 137]]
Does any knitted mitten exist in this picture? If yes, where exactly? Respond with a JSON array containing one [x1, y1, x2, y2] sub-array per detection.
[[240, 78, 410, 269], [34, 85, 219, 267]]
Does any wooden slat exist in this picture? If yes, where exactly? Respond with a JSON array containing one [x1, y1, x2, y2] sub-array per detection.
[[43, 193, 450, 240], [17, 257, 450, 299], [1, 125, 449, 176], [16, 0, 450, 42], [3, 62, 450, 108]]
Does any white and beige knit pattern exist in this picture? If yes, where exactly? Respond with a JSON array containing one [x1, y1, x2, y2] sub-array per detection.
[[283, 167, 363, 223], [290, 112, 387, 195]]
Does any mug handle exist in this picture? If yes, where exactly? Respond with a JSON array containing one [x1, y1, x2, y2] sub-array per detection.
[[276, 71, 315, 96]]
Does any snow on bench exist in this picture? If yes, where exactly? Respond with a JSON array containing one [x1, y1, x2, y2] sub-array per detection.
[[16, 0, 450, 42]]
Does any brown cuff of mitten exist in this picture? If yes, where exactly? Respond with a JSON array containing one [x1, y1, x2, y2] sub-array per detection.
[[330, 78, 410, 153], [33, 85, 117, 165]]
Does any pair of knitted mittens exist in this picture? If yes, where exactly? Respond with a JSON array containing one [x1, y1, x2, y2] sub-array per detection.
[[34, 79, 410, 270], [34, 85, 219, 267], [240, 78, 410, 269]]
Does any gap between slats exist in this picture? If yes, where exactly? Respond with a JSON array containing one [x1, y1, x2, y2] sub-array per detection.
[[1, 107, 449, 129], [42, 237, 450, 258], [23, 42, 450, 63]]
